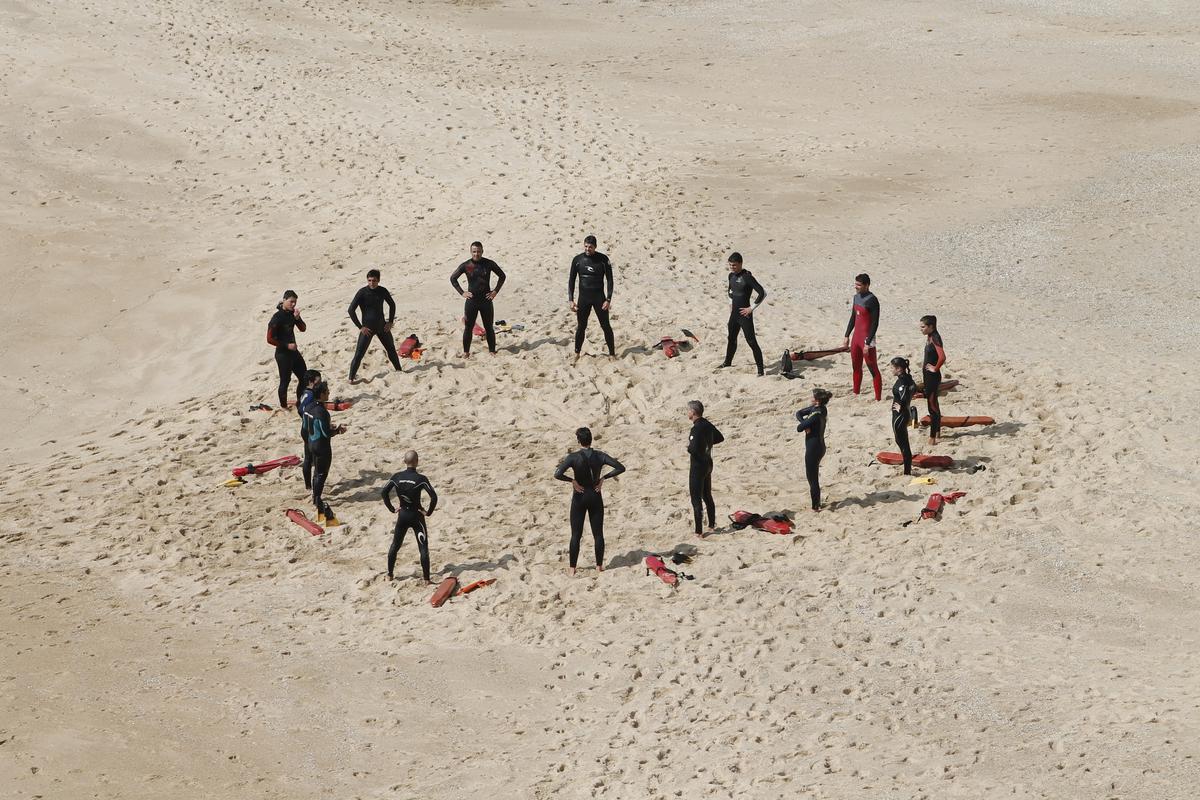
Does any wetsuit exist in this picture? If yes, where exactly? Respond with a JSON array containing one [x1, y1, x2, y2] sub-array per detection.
[[724, 269, 766, 374], [297, 387, 318, 490], [844, 290, 882, 399], [267, 305, 307, 408], [795, 405, 828, 510], [891, 372, 917, 474], [304, 402, 339, 515], [687, 417, 724, 534], [553, 448, 626, 569], [923, 331, 946, 439], [569, 251, 615, 356], [347, 285, 402, 380], [382, 468, 438, 581], [451, 257, 506, 355]]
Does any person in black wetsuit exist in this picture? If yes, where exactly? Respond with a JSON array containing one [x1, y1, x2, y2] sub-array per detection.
[[720, 252, 766, 375], [381, 450, 438, 583], [919, 315, 946, 446], [795, 388, 833, 511], [451, 241, 506, 357], [266, 290, 307, 409], [889, 357, 917, 475], [553, 427, 626, 575], [304, 381, 346, 523], [569, 235, 615, 359], [686, 400, 724, 537], [297, 369, 322, 491], [347, 269, 403, 382]]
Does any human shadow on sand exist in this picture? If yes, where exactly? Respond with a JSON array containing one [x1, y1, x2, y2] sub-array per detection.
[[606, 542, 700, 570], [831, 491, 923, 509]]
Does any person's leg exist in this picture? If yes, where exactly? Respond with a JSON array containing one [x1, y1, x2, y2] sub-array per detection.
[[925, 372, 942, 440], [480, 299, 497, 353], [702, 463, 716, 528], [290, 352, 307, 407], [805, 445, 822, 510], [574, 302, 591, 354], [688, 461, 704, 535], [387, 519, 407, 578], [301, 435, 313, 490], [588, 496, 605, 568], [894, 417, 912, 475], [594, 302, 615, 356], [414, 516, 431, 582], [462, 300, 478, 355], [723, 310, 739, 366], [849, 341, 864, 395], [568, 494, 585, 569], [741, 315, 764, 374], [349, 331, 373, 380], [864, 346, 882, 400], [312, 451, 331, 511], [275, 350, 291, 408], [376, 329, 403, 371]]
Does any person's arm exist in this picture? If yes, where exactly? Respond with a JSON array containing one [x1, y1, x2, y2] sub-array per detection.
[[568, 258, 579, 303], [267, 320, 280, 347], [383, 288, 396, 325], [600, 453, 626, 480], [750, 275, 766, 308], [687, 428, 700, 457], [294, 316, 306, 333], [866, 295, 880, 347], [491, 261, 506, 293], [422, 480, 438, 515], [348, 288, 364, 329], [450, 264, 466, 295], [604, 257, 614, 302], [711, 424, 724, 446], [796, 413, 821, 433], [931, 335, 946, 370], [844, 305, 856, 340], [553, 455, 574, 482], [381, 480, 398, 514]]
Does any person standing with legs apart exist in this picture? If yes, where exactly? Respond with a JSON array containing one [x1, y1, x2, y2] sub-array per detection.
[[919, 315, 946, 446], [451, 241, 506, 358], [553, 427, 626, 575], [267, 290, 308, 409], [569, 235, 616, 360], [304, 381, 346, 524], [795, 388, 832, 512], [686, 401, 724, 537], [347, 269, 403, 382], [721, 252, 766, 375], [381, 450, 438, 584], [889, 357, 916, 475], [843, 273, 882, 400]]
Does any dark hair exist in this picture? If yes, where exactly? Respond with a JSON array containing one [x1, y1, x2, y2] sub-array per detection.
[[313, 380, 330, 399], [367, 268, 381, 280], [813, 388, 833, 405], [584, 235, 597, 246], [855, 273, 871, 286], [727, 252, 743, 264], [920, 314, 938, 330], [282, 289, 298, 301], [304, 370, 322, 387], [889, 356, 910, 371], [575, 427, 592, 447], [687, 400, 704, 416], [470, 241, 483, 249]]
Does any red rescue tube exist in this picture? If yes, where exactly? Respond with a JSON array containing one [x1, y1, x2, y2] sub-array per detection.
[[285, 508, 324, 536], [919, 415, 993, 428], [233, 455, 302, 477], [876, 452, 954, 468]]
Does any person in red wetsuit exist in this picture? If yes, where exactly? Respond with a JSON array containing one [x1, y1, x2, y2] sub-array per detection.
[[842, 273, 881, 400], [920, 315, 946, 445]]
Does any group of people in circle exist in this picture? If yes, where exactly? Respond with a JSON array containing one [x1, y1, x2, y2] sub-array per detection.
[[262, 239, 949, 579]]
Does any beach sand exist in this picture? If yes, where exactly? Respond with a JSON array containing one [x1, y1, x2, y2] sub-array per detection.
[[2, 0, 1199, 797]]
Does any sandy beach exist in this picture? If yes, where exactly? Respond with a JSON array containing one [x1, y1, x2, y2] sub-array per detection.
[[3, 0, 1199, 797]]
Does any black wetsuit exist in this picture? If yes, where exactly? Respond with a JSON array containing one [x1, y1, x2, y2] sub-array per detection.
[[723, 269, 766, 374], [891, 373, 917, 474], [796, 405, 828, 510], [923, 331, 946, 439], [382, 468, 438, 581], [347, 285, 402, 380], [553, 448, 626, 568], [297, 387, 318, 490], [304, 403, 339, 514], [451, 257, 506, 354], [267, 305, 307, 408], [569, 252, 615, 355], [687, 417, 724, 534]]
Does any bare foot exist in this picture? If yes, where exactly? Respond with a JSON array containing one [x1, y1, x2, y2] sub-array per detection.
[[460, 352, 470, 359], [595, 564, 604, 573], [695, 531, 706, 539], [569, 566, 577, 576]]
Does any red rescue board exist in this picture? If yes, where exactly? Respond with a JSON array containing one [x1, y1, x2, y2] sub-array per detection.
[[919, 415, 993, 427], [915, 379, 959, 398]]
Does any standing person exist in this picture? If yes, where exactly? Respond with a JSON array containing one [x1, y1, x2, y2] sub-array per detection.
[[347, 269, 403, 382], [842, 274, 882, 400], [450, 241, 506, 358], [720, 252, 766, 376], [795, 388, 833, 512], [553, 427, 626, 575], [266, 290, 307, 409], [381, 450, 438, 584], [686, 401, 724, 537], [889, 357, 917, 475], [297, 369, 322, 491], [919, 315, 946, 446], [304, 381, 346, 524], [569, 235, 616, 360]]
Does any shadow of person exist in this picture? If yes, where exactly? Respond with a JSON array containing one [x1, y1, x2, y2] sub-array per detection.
[[440, 553, 519, 574], [831, 490, 923, 510], [501, 336, 571, 355]]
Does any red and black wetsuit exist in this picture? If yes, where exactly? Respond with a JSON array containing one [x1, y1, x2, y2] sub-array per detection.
[[347, 284, 402, 380], [844, 290, 881, 399], [451, 257, 506, 354], [923, 331, 946, 438], [267, 305, 307, 408], [723, 269, 766, 374], [569, 251, 615, 355]]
